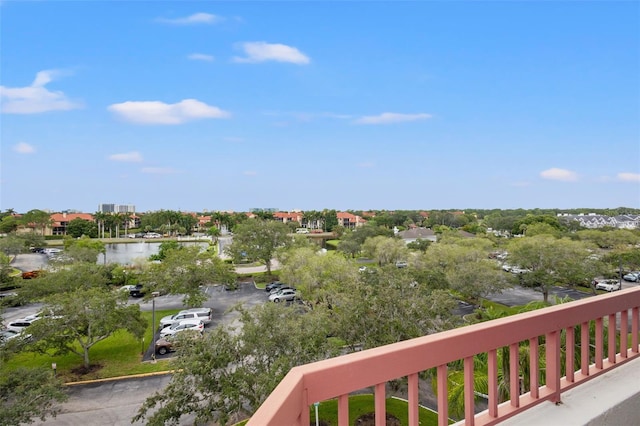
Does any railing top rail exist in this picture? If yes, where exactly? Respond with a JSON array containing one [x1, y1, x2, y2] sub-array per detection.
[[249, 287, 640, 424]]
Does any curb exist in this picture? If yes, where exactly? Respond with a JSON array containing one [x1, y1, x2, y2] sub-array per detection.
[[65, 369, 175, 386]]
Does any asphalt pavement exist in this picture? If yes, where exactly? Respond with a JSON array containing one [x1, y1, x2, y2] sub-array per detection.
[[31, 374, 186, 426]]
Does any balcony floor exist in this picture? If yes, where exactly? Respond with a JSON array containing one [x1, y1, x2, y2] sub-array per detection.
[[500, 357, 640, 426]]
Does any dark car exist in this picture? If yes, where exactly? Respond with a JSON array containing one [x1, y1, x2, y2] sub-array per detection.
[[155, 331, 202, 355], [265, 281, 285, 292], [129, 284, 146, 298]]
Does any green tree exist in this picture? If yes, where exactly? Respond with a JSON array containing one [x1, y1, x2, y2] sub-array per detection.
[[142, 246, 235, 306], [336, 224, 393, 257], [0, 215, 19, 234], [134, 303, 338, 425], [0, 367, 68, 426], [507, 235, 594, 302], [65, 218, 98, 238], [61, 236, 106, 263], [361, 235, 408, 266], [323, 209, 338, 232], [278, 248, 359, 309], [0, 233, 26, 256], [226, 220, 291, 275], [19, 263, 145, 369], [20, 209, 52, 235], [406, 238, 432, 252]]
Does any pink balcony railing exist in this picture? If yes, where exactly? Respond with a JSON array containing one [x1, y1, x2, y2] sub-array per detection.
[[248, 287, 640, 425]]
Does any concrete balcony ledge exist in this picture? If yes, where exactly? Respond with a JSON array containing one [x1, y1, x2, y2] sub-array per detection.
[[500, 357, 640, 426]]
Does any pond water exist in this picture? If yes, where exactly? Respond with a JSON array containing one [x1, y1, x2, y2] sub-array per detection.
[[97, 241, 210, 265]]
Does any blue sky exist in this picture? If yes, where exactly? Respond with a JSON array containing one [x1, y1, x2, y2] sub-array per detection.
[[1, 1, 639, 214]]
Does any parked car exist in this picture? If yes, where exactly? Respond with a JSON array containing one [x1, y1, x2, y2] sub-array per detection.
[[144, 232, 162, 239], [129, 284, 146, 298], [268, 289, 298, 303], [265, 281, 285, 292], [594, 279, 621, 292], [6, 317, 39, 333], [159, 319, 204, 337], [295, 228, 310, 234], [154, 331, 202, 355], [0, 329, 21, 344], [269, 286, 296, 295], [159, 308, 212, 329], [395, 261, 408, 268], [623, 272, 640, 282]]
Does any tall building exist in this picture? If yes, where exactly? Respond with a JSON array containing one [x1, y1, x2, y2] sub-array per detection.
[[116, 204, 136, 214], [98, 204, 115, 213], [98, 204, 135, 214]]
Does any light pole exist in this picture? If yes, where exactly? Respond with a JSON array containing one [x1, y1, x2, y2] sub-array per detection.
[[51, 362, 57, 378], [314, 402, 319, 426], [151, 291, 160, 361]]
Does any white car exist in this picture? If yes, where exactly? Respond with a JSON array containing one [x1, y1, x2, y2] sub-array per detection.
[[159, 308, 212, 329], [268, 289, 298, 303], [0, 329, 21, 343], [159, 319, 204, 337], [6, 317, 40, 333], [594, 279, 621, 292], [623, 272, 639, 282]]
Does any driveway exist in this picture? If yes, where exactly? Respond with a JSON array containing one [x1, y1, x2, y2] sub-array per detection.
[[485, 285, 593, 307], [31, 374, 189, 426]]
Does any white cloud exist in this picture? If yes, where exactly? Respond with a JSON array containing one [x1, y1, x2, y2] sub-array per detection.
[[141, 167, 178, 175], [243, 171, 257, 176], [233, 42, 310, 64], [188, 53, 214, 62], [354, 112, 432, 125], [618, 172, 640, 182], [540, 168, 578, 182], [0, 70, 82, 114], [107, 99, 230, 124], [157, 12, 221, 25], [108, 151, 143, 162], [13, 142, 36, 154]]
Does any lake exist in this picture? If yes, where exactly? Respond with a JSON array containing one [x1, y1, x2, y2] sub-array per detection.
[[97, 241, 210, 265]]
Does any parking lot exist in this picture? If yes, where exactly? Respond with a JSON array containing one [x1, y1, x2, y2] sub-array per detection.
[[140, 282, 266, 361]]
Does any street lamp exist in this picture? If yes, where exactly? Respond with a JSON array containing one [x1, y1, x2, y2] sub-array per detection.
[[51, 362, 57, 377], [151, 291, 160, 361], [314, 402, 319, 426]]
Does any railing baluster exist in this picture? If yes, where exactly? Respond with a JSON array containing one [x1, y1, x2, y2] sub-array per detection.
[[545, 331, 561, 404], [608, 313, 616, 363], [565, 327, 575, 383], [338, 394, 349, 426], [375, 382, 386, 426], [408, 373, 419, 426], [581, 321, 590, 375], [464, 356, 475, 425], [529, 337, 539, 398], [437, 364, 448, 426], [488, 349, 498, 418], [620, 310, 628, 358], [510, 343, 520, 407], [247, 289, 640, 426], [633, 307, 639, 353], [595, 317, 603, 369]]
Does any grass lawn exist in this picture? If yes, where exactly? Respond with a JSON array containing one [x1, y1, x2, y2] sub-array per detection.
[[236, 394, 445, 425], [1, 309, 181, 382], [325, 239, 340, 249]]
